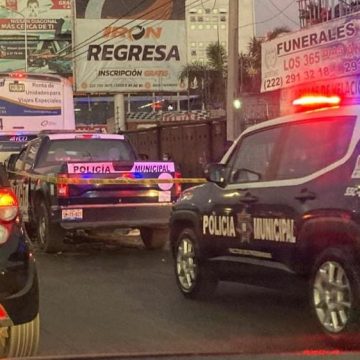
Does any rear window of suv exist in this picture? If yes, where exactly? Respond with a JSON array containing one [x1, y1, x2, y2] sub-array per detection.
[[37, 139, 137, 167]]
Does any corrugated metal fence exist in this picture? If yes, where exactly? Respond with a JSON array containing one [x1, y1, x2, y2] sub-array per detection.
[[124, 118, 227, 178]]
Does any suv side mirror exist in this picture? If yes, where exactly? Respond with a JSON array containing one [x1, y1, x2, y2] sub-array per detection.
[[6, 153, 19, 172], [204, 163, 227, 185]]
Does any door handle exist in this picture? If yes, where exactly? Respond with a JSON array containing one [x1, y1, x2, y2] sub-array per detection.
[[295, 189, 316, 202], [238, 192, 258, 203]]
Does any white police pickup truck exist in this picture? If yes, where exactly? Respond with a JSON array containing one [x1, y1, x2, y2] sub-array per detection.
[[7, 132, 181, 252]]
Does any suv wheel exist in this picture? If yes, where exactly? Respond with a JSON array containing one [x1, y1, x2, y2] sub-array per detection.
[[0, 314, 40, 357], [311, 248, 360, 336], [140, 227, 168, 250], [174, 228, 218, 299], [37, 201, 64, 253]]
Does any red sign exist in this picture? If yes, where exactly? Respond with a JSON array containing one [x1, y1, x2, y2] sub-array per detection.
[[51, 0, 71, 9]]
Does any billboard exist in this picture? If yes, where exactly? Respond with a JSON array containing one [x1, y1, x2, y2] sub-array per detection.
[[261, 13, 360, 92], [74, 0, 187, 93], [0, 0, 72, 74], [0, 0, 71, 38]]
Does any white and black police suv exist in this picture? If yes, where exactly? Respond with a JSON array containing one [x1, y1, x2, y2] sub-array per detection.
[[170, 95, 360, 338]]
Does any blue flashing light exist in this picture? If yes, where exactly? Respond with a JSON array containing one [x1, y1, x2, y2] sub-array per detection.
[[80, 173, 94, 179], [133, 172, 143, 179]]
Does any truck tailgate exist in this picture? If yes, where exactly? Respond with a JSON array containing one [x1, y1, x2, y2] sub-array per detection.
[[60, 161, 178, 205]]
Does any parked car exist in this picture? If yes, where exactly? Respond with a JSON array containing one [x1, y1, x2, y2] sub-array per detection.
[[0, 165, 39, 357]]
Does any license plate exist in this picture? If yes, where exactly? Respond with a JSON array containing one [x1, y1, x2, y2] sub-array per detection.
[[62, 209, 83, 220]]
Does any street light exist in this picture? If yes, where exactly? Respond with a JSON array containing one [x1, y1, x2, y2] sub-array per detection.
[[0, 6, 28, 72], [233, 98, 242, 110]]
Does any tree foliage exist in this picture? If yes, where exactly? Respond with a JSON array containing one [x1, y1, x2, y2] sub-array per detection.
[[240, 26, 290, 93], [179, 42, 227, 109]]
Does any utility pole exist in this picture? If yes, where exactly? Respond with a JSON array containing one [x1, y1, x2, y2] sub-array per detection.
[[226, 0, 239, 141]]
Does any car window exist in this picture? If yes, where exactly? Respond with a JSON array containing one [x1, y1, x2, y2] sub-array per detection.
[[276, 117, 355, 180], [36, 139, 137, 167], [227, 126, 283, 183]]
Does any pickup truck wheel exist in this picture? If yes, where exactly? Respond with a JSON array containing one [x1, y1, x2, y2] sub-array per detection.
[[311, 248, 360, 339], [174, 228, 218, 299], [37, 201, 64, 253], [140, 227, 168, 250], [0, 313, 40, 357]]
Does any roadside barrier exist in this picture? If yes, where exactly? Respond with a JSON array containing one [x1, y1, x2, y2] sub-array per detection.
[[7, 170, 207, 185]]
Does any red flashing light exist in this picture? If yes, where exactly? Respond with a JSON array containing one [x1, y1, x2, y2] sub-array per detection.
[[120, 172, 134, 179], [175, 171, 182, 198], [301, 349, 342, 356], [292, 95, 341, 108], [0, 305, 9, 320], [9, 71, 27, 79], [75, 133, 100, 139]]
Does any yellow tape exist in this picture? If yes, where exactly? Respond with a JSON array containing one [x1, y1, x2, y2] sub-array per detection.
[[8, 170, 207, 185]]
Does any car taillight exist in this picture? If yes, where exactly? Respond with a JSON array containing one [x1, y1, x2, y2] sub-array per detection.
[[0, 189, 18, 222], [175, 171, 182, 198], [57, 174, 69, 197], [0, 189, 19, 245]]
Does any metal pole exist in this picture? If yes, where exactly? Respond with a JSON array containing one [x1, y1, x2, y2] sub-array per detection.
[[226, 0, 239, 141], [24, 16, 28, 72]]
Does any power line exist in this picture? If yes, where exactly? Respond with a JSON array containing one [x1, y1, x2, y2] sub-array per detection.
[[266, 0, 299, 27], [70, 0, 149, 54], [201, 0, 216, 11], [238, 1, 295, 29], [67, 0, 209, 62], [64, 0, 296, 69]]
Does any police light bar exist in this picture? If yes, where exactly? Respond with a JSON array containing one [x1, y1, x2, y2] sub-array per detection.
[[292, 95, 341, 107], [75, 134, 101, 139]]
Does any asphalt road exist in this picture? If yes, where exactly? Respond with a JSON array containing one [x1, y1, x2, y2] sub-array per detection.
[[34, 233, 360, 357]]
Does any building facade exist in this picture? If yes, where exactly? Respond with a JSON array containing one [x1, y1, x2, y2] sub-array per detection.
[[186, 0, 256, 63]]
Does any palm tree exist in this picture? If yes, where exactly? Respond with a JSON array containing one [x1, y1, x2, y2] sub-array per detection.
[[206, 42, 226, 72], [179, 43, 227, 109], [266, 26, 292, 40], [240, 26, 291, 93]]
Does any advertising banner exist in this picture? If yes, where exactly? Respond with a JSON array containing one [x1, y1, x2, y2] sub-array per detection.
[[0, 75, 65, 131], [0, 0, 72, 74], [0, 0, 71, 37], [261, 13, 360, 92], [0, 39, 72, 75], [74, 0, 187, 93]]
